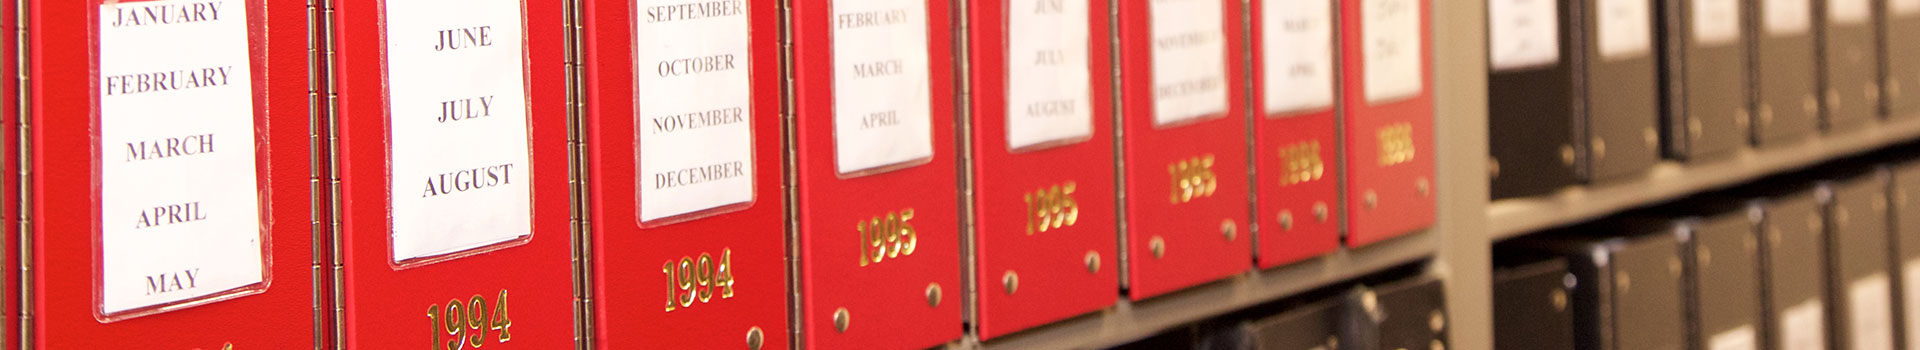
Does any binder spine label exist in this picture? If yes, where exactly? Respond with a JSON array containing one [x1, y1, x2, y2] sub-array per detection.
[[1764, 0, 1811, 35], [383, 0, 536, 264], [1597, 0, 1652, 60], [1006, 0, 1093, 150], [1486, 0, 1559, 72], [634, 0, 756, 224], [1262, 0, 1337, 113], [1830, 0, 1871, 24], [830, 0, 935, 175], [1148, 0, 1228, 126], [1847, 274, 1895, 350], [1692, 0, 1740, 45], [96, 0, 267, 317], [1360, 0, 1421, 103]]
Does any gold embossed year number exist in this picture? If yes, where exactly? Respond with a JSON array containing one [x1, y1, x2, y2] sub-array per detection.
[[1024, 182, 1080, 234], [662, 248, 737, 312], [1278, 141, 1325, 186], [857, 209, 919, 266], [426, 289, 513, 350], [1168, 155, 1218, 203], [1376, 122, 1415, 166]]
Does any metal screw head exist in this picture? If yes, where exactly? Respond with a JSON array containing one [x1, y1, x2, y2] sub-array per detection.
[[1314, 203, 1329, 222], [1805, 94, 1821, 116], [1221, 220, 1238, 241], [1002, 271, 1020, 295], [1591, 137, 1608, 160], [1326, 336, 1340, 350], [1490, 156, 1504, 177], [1084, 251, 1101, 274], [1430, 339, 1446, 350], [1360, 290, 1381, 315], [1417, 178, 1431, 197], [746, 327, 765, 350], [1364, 191, 1379, 209], [1428, 310, 1446, 332], [1150, 236, 1166, 258], [832, 308, 851, 333], [1279, 210, 1295, 230], [1559, 145, 1576, 165], [926, 283, 943, 307], [1551, 289, 1569, 311], [1698, 246, 1713, 267]]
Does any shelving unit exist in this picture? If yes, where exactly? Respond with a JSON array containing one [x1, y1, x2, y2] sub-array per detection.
[[945, 0, 1920, 348]]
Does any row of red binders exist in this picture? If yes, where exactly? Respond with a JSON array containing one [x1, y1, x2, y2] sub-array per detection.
[[0, 0, 1435, 348]]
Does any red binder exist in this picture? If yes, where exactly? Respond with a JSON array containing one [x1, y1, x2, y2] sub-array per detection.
[[26, 0, 315, 347], [1340, 0, 1434, 247], [331, 0, 574, 348], [792, 0, 963, 348], [966, 0, 1119, 339], [1116, 0, 1253, 300], [1251, 0, 1342, 268], [582, 0, 789, 349]]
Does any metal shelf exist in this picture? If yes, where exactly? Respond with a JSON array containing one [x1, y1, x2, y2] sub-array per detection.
[[944, 231, 1435, 350], [1488, 116, 1920, 241]]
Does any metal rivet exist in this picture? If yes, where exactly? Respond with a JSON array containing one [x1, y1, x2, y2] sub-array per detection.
[[1417, 178, 1431, 197], [833, 308, 851, 333], [1084, 251, 1101, 273], [1551, 289, 1568, 311], [1616, 271, 1632, 294], [747, 327, 765, 350], [1428, 310, 1446, 332], [1365, 191, 1379, 209], [1279, 211, 1295, 231], [1327, 336, 1341, 350], [926, 283, 943, 307], [1313, 203, 1329, 222], [1643, 128, 1659, 148], [1431, 339, 1446, 350], [1361, 290, 1381, 315], [1591, 137, 1608, 160], [1805, 95, 1821, 116], [1150, 237, 1166, 259], [1490, 157, 1504, 177], [1758, 104, 1775, 126], [1002, 271, 1019, 295], [1687, 117, 1704, 138], [1559, 145, 1576, 165], [1698, 246, 1712, 267], [1828, 89, 1843, 111], [1221, 220, 1238, 241]]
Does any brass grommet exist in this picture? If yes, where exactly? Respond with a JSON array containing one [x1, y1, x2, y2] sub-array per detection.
[[1279, 210, 1295, 231], [926, 283, 943, 307], [1150, 236, 1166, 259], [1002, 271, 1019, 295], [1551, 289, 1568, 311], [1314, 203, 1329, 222], [1221, 220, 1238, 241], [1591, 137, 1607, 160], [832, 308, 851, 333], [1417, 178, 1431, 197], [746, 327, 765, 350], [1428, 310, 1446, 332], [1559, 145, 1576, 165], [1364, 191, 1379, 209], [1085, 251, 1101, 274]]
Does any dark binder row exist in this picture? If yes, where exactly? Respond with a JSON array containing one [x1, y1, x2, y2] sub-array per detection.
[[1493, 145, 1920, 350], [1105, 267, 1450, 350], [1489, 0, 1920, 199]]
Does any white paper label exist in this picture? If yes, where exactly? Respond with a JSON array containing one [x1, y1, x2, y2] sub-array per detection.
[[1362, 0, 1422, 103], [1904, 260, 1920, 350], [1831, 0, 1871, 24], [1848, 274, 1895, 350], [1896, 0, 1920, 16], [1765, 0, 1813, 36], [1487, 0, 1559, 71], [1710, 325, 1758, 350], [98, 0, 264, 315], [1006, 0, 1094, 149], [1262, 0, 1336, 113], [385, 0, 535, 262], [1692, 0, 1741, 45], [1597, 0, 1653, 60], [634, 0, 755, 223], [832, 0, 934, 174], [1149, 0, 1228, 125], [1782, 299, 1828, 350]]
